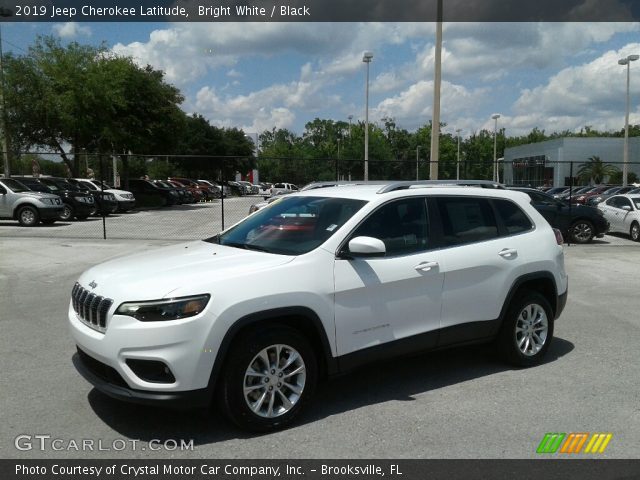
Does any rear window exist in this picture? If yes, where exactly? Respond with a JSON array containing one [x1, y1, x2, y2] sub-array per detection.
[[493, 199, 533, 235], [436, 197, 499, 246]]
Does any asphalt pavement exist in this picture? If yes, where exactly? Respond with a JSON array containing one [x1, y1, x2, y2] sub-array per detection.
[[1, 234, 639, 459]]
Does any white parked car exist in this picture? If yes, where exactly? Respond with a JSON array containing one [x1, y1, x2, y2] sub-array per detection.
[[270, 182, 298, 196], [69, 182, 568, 432], [73, 178, 136, 212], [597, 194, 640, 242]]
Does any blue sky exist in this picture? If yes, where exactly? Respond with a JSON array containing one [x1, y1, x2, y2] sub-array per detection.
[[3, 21, 640, 138]]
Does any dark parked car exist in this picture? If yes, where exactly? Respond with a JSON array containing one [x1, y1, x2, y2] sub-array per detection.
[[13, 176, 95, 221], [509, 187, 609, 244], [127, 179, 178, 206]]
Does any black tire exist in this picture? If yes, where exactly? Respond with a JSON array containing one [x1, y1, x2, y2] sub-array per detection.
[[218, 325, 318, 432], [569, 219, 594, 244], [41, 219, 57, 225], [17, 205, 40, 227], [59, 204, 74, 221], [631, 222, 640, 242], [497, 290, 554, 367]]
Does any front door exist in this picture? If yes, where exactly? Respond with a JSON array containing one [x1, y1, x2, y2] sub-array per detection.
[[333, 197, 444, 356]]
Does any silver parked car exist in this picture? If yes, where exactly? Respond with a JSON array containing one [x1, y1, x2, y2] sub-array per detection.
[[0, 178, 64, 226]]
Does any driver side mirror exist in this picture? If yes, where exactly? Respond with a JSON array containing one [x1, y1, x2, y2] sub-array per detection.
[[344, 236, 386, 258], [622, 205, 631, 211]]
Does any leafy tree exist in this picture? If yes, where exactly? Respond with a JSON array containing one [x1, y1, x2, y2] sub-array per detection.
[[577, 156, 620, 184]]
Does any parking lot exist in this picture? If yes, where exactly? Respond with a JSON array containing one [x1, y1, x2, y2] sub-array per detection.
[[0, 196, 260, 241], [1, 228, 639, 459]]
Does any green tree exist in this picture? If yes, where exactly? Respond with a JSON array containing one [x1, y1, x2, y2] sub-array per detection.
[[577, 156, 620, 184]]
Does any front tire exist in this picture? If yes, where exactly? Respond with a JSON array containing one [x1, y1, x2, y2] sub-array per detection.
[[59, 204, 74, 221], [17, 206, 39, 227], [569, 219, 594, 244], [631, 222, 640, 242], [218, 326, 317, 432], [497, 290, 554, 367]]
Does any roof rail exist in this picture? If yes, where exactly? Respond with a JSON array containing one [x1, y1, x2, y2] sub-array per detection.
[[376, 180, 505, 194], [300, 180, 389, 191]]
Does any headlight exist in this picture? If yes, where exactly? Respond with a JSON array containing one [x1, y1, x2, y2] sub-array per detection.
[[115, 294, 210, 322], [38, 198, 55, 205]]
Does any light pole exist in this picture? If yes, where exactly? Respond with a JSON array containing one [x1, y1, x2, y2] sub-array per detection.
[[491, 114, 501, 182], [362, 51, 373, 181], [0, 7, 13, 179], [416, 145, 421, 180], [429, 0, 443, 181], [619, 54, 639, 186], [347, 114, 353, 138], [456, 129, 462, 180]]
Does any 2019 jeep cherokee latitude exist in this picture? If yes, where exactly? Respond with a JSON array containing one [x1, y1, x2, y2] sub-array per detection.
[[70, 184, 568, 432]]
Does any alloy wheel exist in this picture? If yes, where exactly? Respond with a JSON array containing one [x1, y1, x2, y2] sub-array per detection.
[[243, 344, 306, 418], [515, 303, 549, 356]]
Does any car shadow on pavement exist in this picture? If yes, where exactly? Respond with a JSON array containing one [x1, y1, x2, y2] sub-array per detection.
[[87, 337, 574, 444], [0, 221, 72, 227]]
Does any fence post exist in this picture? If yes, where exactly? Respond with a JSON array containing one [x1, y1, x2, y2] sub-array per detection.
[[220, 165, 225, 231], [100, 154, 107, 240]]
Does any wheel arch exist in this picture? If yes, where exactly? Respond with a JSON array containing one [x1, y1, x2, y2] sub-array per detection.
[[205, 306, 337, 401], [499, 272, 559, 325]]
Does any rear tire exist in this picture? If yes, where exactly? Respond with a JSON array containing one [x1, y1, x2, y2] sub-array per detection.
[[631, 222, 640, 242], [569, 219, 594, 244], [17, 206, 40, 227], [497, 290, 554, 367], [218, 325, 317, 432]]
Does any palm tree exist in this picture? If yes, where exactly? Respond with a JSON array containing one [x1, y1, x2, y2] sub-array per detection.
[[577, 156, 619, 184]]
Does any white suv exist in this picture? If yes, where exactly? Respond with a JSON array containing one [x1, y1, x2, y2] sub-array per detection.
[[69, 182, 568, 431]]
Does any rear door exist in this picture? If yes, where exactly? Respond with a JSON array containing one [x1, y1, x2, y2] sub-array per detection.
[[431, 196, 535, 343]]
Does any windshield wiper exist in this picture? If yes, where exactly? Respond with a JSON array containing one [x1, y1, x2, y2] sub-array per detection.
[[223, 242, 272, 253]]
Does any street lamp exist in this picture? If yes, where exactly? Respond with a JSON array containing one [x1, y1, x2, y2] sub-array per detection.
[[0, 7, 13, 179], [456, 129, 462, 180], [491, 114, 501, 182], [416, 145, 421, 180], [347, 114, 353, 137], [362, 51, 373, 181], [619, 54, 639, 186]]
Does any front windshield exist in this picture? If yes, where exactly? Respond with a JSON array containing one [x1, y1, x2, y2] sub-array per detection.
[[39, 179, 61, 191], [207, 195, 367, 255], [1, 179, 30, 193], [53, 179, 78, 191]]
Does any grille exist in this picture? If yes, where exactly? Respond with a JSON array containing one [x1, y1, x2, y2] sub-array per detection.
[[71, 282, 113, 332]]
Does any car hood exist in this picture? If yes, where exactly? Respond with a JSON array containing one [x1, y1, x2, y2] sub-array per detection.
[[20, 191, 61, 201], [77, 241, 295, 301], [105, 188, 133, 196]]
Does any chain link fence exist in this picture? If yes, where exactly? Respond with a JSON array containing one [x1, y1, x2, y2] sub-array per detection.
[[1, 152, 639, 241]]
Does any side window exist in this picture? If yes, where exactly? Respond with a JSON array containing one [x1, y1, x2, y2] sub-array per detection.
[[605, 197, 617, 207], [493, 199, 533, 235], [436, 197, 499, 246], [529, 192, 556, 206], [617, 197, 632, 209], [350, 197, 429, 256]]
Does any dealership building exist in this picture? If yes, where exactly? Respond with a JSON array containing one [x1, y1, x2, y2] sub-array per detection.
[[502, 137, 640, 187]]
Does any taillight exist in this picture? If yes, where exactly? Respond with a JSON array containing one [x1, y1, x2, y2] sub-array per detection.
[[553, 228, 564, 245]]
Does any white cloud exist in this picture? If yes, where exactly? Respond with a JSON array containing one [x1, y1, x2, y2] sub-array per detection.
[[52, 22, 92, 39], [508, 43, 640, 135]]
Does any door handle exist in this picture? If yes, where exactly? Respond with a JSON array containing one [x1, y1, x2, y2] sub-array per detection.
[[414, 261, 439, 272], [499, 248, 518, 258]]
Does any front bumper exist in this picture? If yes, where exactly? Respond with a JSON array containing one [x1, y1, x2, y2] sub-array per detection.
[[40, 207, 64, 219], [72, 350, 210, 409], [116, 199, 136, 211]]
